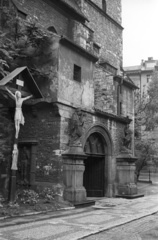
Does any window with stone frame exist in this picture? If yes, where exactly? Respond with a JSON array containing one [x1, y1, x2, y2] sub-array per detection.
[[102, 0, 106, 12], [73, 64, 81, 82]]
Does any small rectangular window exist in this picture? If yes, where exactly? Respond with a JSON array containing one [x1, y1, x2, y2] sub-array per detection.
[[73, 64, 81, 82], [117, 84, 122, 115]]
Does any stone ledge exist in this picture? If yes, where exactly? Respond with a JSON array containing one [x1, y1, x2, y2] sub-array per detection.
[[116, 194, 144, 199]]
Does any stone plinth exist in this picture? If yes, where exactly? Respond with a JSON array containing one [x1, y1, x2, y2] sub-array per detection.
[[116, 151, 138, 197], [62, 144, 87, 203]]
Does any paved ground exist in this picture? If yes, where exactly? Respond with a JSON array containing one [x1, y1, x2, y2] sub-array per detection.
[[0, 180, 158, 240], [84, 212, 158, 240], [0, 173, 158, 240]]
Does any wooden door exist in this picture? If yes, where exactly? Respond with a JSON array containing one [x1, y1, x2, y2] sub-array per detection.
[[84, 133, 106, 197], [83, 156, 105, 197]]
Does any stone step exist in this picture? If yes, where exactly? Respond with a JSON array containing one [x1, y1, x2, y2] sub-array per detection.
[[73, 200, 95, 208]]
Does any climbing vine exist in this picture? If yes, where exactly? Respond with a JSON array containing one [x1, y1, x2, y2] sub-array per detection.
[[0, 5, 53, 80]]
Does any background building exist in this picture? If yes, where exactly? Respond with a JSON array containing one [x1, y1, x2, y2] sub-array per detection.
[[124, 57, 158, 96], [124, 58, 158, 169]]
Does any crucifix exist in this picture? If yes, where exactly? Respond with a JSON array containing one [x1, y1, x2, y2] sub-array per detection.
[[5, 78, 33, 203], [0, 67, 41, 203], [6, 79, 33, 139]]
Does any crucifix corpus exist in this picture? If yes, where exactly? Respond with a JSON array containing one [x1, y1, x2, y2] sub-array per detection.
[[5, 79, 33, 139]]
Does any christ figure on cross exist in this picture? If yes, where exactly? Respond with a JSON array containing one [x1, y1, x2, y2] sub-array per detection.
[[6, 87, 33, 139]]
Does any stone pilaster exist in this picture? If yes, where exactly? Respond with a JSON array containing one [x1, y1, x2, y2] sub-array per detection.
[[116, 151, 139, 197], [62, 145, 87, 203]]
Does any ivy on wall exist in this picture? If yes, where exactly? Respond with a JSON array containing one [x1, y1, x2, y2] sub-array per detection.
[[0, 5, 55, 80]]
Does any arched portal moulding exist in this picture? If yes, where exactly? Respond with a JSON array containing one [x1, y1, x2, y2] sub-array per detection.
[[82, 123, 116, 197]]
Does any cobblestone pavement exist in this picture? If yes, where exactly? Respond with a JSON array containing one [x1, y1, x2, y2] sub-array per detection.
[[0, 193, 158, 240], [83, 212, 158, 240]]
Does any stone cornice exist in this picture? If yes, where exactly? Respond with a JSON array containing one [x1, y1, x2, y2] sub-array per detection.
[[60, 36, 99, 62], [47, 0, 88, 22], [54, 102, 132, 124], [99, 60, 117, 75], [114, 75, 138, 90], [94, 108, 132, 124], [31, 100, 132, 125]]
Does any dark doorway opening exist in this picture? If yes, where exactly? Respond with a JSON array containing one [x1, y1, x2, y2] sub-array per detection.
[[83, 133, 106, 197]]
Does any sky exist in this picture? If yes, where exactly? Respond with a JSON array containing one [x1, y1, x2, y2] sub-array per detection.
[[122, 0, 158, 67]]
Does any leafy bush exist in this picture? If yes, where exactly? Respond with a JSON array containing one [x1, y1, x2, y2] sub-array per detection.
[[16, 189, 39, 205], [135, 139, 156, 181], [0, 5, 53, 80], [39, 187, 56, 203]]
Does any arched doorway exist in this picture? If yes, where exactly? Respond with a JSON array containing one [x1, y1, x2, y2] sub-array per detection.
[[82, 124, 114, 197], [83, 132, 107, 197]]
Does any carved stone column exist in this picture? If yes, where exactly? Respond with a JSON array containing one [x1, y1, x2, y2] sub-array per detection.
[[62, 145, 87, 203]]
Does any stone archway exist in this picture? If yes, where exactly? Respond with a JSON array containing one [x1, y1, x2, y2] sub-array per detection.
[[82, 124, 115, 197]]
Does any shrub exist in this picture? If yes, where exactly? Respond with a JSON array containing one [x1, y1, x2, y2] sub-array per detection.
[[39, 187, 56, 203], [16, 189, 39, 205]]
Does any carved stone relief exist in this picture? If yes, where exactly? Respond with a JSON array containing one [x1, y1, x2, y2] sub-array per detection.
[[68, 108, 85, 146]]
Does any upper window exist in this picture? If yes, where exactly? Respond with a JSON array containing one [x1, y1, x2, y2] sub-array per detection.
[[102, 0, 106, 12], [73, 64, 81, 82]]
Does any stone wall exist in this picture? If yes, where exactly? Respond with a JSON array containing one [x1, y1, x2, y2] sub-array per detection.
[[94, 65, 118, 114], [58, 104, 126, 156], [58, 44, 94, 109], [15, 0, 122, 70], [19, 103, 63, 185], [15, 0, 69, 36], [121, 85, 134, 118], [82, 0, 123, 69], [0, 101, 64, 191], [87, 0, 122, 24], [14, 0, 124, 114], [106, 0, 122, 24], [94, 66, 134, 119]]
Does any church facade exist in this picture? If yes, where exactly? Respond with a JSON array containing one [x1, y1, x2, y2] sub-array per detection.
[[0, 0, 137, 202]]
